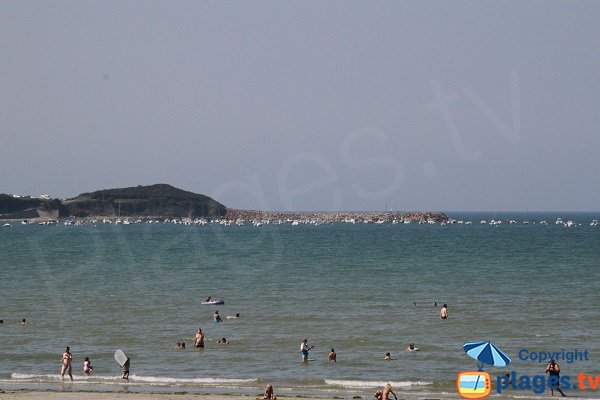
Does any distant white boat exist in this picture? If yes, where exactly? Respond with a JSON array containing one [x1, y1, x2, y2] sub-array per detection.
[[2, 223, 11, 227], [591, 220, 598, 226]]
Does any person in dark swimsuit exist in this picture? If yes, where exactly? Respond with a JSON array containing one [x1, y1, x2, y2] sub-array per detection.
[[122, 357, 130, 381], [545, 359, 566, 397]]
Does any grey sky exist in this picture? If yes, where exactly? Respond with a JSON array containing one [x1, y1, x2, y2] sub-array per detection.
[[2, 1, 599, 211]]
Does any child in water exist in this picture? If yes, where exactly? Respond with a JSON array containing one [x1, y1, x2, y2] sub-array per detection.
[[260, 384, 277, 400], [83, 357, 93, 375]]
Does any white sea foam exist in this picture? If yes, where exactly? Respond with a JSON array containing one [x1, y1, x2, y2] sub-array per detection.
[[128, 375, 256, 385], [10, 373, 255, 386], [11, 373, 64, 380], [324, 379, 432, 389]]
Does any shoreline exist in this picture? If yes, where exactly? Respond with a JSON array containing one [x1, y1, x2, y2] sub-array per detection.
[[0, 388, 455, 400], [0, 391, 270, 400]]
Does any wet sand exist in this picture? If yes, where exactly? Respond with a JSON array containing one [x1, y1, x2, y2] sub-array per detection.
[[0, 392, 289, 400]]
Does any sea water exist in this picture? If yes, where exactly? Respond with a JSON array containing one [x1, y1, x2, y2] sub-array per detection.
[[1, 212, 599, 399]]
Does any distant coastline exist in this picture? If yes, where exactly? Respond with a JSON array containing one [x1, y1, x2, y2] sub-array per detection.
[[0, 184, 448, 223]]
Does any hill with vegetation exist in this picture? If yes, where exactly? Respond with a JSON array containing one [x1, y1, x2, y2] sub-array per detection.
[[0, 195, 60, 219], [61, 184, 227, 218]]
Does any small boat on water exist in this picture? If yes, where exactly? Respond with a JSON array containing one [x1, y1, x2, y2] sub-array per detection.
[[201, 298, 225, 305]]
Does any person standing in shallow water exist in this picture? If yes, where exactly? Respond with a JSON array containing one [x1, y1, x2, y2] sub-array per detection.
[[300, 338, 313, 362], [122, 357, 130, 381], [328, 348, 336, 362], [60, 346, 73, 381], [440, 304, 448, 319], [194, 328, 204, 348], [545, 359, 567, 397]]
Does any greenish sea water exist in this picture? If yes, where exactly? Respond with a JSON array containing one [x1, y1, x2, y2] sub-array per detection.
[[1, 212, 599, 399]]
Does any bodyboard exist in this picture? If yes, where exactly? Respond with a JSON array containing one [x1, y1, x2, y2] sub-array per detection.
[[114, 349, 127, 367]]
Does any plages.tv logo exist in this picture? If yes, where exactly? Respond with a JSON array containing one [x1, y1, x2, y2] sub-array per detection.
[[457, 371, 491, 399], [456, 341, 511, 399]]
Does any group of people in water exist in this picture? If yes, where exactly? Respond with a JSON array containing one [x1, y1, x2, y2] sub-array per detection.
[[59, 346, 129, 382], [41, 302, 449, 399]]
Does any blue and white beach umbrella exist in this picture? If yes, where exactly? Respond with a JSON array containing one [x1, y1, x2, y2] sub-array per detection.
[[463, 341, 511, 371]]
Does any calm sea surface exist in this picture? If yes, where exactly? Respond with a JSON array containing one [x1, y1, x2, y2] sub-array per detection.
[[1, 212, 599, 399]]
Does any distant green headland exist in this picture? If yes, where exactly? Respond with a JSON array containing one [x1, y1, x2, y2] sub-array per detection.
[[0, 184, 226, 219], [0, 183, 448, 223]]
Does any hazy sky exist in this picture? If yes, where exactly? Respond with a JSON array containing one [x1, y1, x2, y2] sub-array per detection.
[[2, 1, 599, 211]]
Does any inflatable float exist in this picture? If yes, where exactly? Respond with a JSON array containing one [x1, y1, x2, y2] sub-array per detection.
[[202, 299, 225, 305]]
